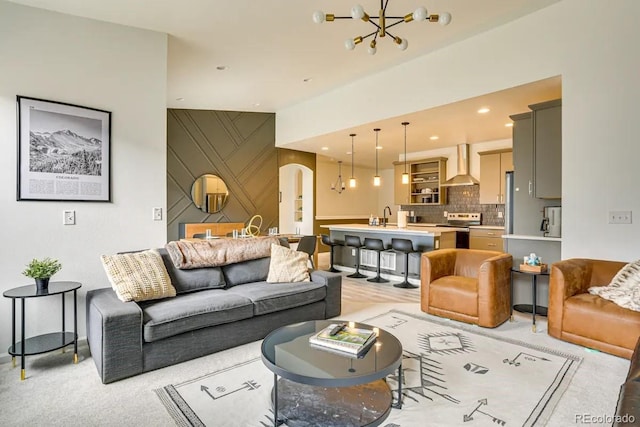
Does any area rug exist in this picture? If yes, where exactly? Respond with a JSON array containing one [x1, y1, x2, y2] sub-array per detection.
[[155, 310, 581, 426]]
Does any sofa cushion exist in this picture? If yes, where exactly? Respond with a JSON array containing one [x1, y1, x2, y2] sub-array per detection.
[[222, 257, 271, 287], [267, 244, 310, 283], [225, 280, 326, 315], [101, 249, 176, 302], [140, 290, 254, 342], [429, 276, 479, 317], [158, 248, 225, 294], [563, 293, 640, 351]]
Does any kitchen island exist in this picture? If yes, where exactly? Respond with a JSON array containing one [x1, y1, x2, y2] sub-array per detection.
[[322, 224, 463, 284]]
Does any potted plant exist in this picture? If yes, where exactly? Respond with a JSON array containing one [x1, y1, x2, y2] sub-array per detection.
[[22, 257, 62, 292]]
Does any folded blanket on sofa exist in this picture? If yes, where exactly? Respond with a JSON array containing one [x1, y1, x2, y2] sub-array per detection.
[[165, 236, 281, 269], [589, 259, 640, 311]]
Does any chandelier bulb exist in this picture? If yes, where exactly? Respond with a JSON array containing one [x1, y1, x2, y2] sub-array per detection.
[[351, 5, 365, 20], [312, 11, 325, 24], [368, 40, 377, 55], [439, 12, 452, 26], [344, 38, 356, 50], [395, 37, 408, 51], [413, 7, 428, 22]]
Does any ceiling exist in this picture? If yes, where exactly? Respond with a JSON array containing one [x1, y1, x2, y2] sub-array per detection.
[[7, 0, 562, 166]]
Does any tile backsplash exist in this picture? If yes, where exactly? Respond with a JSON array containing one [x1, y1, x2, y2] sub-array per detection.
[[401, 185, 505, 226]]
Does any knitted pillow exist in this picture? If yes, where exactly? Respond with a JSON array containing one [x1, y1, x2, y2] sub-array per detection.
[[589, 259, 640, 311], [101, 249, 176, 302], [266, 244, 310, 283]]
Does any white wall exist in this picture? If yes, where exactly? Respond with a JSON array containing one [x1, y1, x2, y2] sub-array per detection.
[[316, 155, 380, 218], [278, 0, 640, 261], [0, 2, 167, 358]]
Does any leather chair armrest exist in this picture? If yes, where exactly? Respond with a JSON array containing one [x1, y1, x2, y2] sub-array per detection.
[[548, 259, 594, 338], [420, 249, 456, 313], [477, 253, 513, 326]]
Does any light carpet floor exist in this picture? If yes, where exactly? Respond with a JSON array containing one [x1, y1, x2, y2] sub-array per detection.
[[0, 301, 630, 427]]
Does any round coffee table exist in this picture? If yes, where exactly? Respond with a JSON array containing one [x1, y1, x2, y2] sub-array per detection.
[[261, 320, 403, 427]]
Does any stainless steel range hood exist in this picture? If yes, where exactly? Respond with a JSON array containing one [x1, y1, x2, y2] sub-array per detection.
[[442, 144, 479, 186]]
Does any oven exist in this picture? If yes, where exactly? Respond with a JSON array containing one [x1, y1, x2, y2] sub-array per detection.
[[434, 213, 481, 249]]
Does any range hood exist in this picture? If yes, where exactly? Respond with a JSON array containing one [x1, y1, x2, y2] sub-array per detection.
[[442, 144, 479, 186]]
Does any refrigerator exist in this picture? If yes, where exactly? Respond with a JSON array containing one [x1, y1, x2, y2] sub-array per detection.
[[504, 171, 514, 234]]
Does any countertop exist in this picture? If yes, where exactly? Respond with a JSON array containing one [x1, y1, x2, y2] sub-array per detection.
[[409, 223, 504, 230], [502, 234, 562, 242], [321, 224, 464, 236]]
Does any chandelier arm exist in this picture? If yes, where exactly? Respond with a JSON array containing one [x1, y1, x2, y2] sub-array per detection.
[[384, 19, 407, 30]]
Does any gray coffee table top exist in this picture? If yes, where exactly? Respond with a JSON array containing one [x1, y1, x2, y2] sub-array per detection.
[[261, 320, 402, 388]]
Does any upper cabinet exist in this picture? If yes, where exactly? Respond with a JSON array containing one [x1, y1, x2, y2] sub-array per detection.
[[394, 157, 447, 205], [530, 99, 562, 199], [478, 149, 513, 204]]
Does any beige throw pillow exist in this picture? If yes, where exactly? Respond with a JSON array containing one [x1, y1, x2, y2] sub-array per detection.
[[267, 244, 310, 283], [101, 249, 176, 302]]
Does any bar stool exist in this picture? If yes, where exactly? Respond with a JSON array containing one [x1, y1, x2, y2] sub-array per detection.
[[344, 235, 366, 279], [320, 234, 343, 273], [391, 238, 418, 289], [364, 238, 389, 283]]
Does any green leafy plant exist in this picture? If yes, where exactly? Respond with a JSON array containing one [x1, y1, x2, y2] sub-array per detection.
[[22, 257, 62, 279]]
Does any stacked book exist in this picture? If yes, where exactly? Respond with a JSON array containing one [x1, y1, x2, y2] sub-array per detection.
[[309, 323, 377, 356]]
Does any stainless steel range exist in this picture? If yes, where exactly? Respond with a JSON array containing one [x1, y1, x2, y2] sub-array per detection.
[[435, 212, 481, 248]]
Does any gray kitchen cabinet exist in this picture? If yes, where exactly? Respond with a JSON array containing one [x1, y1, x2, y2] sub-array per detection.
[[478, 149, 513, 204], [510, 112, 551, 235], [530, 99, 562, 199]]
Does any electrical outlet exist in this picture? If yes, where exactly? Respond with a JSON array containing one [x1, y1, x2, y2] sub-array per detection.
[[609, 210, 632, 224], [443, 210, 448, 217], [498, 211, 504, 218], [152, 207, 163, 221], [351, 249, 356, 256], [63, 210, 75, 225]]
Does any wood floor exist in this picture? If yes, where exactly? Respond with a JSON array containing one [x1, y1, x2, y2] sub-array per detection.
[[316, 252, 421, 304]]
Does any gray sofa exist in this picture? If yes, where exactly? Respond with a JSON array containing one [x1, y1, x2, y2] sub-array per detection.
[[86, 248, 342, 384]]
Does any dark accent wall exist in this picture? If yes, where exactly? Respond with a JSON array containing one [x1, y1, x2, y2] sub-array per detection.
[[167, 109, 278, 242]]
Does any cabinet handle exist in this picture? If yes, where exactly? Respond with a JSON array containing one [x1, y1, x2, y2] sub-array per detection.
[[528, 181, 533, 196], [487, 232, 495, 236], [496, 194, 500, 202], [500, 194, 504, 203], [487, 243, 497, 247]]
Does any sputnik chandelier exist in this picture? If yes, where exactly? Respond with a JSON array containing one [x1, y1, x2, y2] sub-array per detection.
[[312, 1, 452, 55]]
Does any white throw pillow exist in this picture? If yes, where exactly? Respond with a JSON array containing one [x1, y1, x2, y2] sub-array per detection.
[[267, 244, 310, 283], [101, 249, 176, 302], [589, 259, 640, 311]]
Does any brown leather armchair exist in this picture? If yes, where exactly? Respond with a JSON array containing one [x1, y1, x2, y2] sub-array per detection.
[[548, 258, 640, 359], [421, 249, 513, 328]]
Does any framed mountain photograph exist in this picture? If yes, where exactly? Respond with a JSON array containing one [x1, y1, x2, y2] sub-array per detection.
[[17, 96, 111, 202]]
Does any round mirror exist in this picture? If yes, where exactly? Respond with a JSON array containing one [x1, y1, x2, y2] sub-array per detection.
[[191, 174, 230, 213]]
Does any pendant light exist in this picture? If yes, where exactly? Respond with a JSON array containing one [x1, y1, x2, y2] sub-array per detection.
[[349, 133, 357, 188], [373, 128, 381, 187], [401, 122, 410, 185]]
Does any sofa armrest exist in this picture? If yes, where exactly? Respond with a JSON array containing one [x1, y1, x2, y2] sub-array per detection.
[[86, 288, 144, 384], [310, 270, 342, 318], [477, 253, 513, 326]]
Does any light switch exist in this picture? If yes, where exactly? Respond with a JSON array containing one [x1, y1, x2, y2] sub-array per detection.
[[63, 210, 75, 225], [152, 207, 163, 221]]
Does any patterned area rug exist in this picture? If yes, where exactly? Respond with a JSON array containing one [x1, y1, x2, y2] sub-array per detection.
[[155, 310, 581, 426]]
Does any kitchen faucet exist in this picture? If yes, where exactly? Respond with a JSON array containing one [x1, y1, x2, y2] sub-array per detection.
[[383, 206, 392, 227]]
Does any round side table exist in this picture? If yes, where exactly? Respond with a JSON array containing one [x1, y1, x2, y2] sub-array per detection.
[[3, 281, 81, 380], [510, 268, 549, 332]]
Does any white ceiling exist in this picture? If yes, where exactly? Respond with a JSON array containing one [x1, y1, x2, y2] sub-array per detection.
[[7, 0, 562, 166]]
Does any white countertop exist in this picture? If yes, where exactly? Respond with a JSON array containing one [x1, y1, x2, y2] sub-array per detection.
[[321, 223, 461, 236], [409, 223, 504, 230], [469, 225, 505, 230], [502, 234, 562, 242]]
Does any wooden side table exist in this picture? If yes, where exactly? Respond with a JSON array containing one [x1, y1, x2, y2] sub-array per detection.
[[3, 281, 81, 380], [510, 268, 549, 332]]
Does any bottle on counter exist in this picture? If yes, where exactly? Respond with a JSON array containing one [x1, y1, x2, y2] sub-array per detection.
[[369, 214, 374, 226]]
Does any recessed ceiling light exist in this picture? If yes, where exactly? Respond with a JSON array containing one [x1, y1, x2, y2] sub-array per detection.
[[321, 146, 329, 151], [477, 107, 490, 114], [253, 102, 261, 107], [505, 122, 513, 127], [346, 151, 352, 155], [176, 97, 184, 101], [376, 146, 383, 150], [216, 65, 228, 71], [430, 135, 439, 140]]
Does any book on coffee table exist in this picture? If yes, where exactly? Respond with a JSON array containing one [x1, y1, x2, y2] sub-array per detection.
[[309, 323, 377, 355]]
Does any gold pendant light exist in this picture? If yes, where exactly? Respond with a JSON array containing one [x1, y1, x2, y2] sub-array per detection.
[[373, 128, 381, 186], [401, 122, 410, 184]]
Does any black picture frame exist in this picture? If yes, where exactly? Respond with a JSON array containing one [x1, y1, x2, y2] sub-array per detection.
[[16, 95, 111, 202]]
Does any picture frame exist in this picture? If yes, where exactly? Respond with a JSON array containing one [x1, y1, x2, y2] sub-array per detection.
[[17, 96, 111, 202]]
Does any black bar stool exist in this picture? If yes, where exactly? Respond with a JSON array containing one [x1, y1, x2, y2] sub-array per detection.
[[364, 238, 389, 283], [391, 238, 418, 288], [344, 235, 366, 279], [320, 234, 343, 273]]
